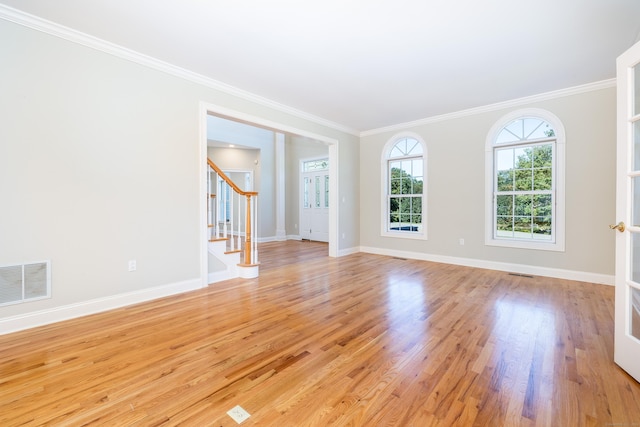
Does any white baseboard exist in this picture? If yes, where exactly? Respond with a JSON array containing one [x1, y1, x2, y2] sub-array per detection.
[[0, 278, 203, 335], [358, 246, 614, 286], [337, 246, 360, 257], [208, 270, 237, 283]]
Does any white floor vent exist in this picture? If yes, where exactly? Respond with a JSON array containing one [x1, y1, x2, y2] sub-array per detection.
[[0, 261, 51, 306]]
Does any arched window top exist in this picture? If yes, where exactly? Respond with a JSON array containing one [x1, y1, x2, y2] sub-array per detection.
[[388, 136, 423, 158], [495, 117, 555, 144]]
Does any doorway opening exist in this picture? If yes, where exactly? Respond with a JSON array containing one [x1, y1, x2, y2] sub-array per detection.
[[300, 157, 329, 242], [199, 102, 339, 285]]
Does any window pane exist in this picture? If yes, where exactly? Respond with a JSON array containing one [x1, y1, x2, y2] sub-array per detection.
[[634, 63, 640, 116], [514, 195, 532, 216], [413, 197, 422, 219], [495, 118, 554, 144], [390, 161, 402, 195], [389, 196, 421, 232], [389, 138, 422, 158], [532, 194, 552, 217], [533, 168, 552, 190], [324, 175, 329, 208], [315, 176, 320, 208], [303, 177, 310, 208], [405, 138, 421, 155], [389, 197, 399, 218], [496, 148, 514, 171], [412, 177, 423, 195], [514, 147, 531, 168], [496, 195, 513, 216], [411, 158, 423, 178], [497, 120, 523, 143], [496, 216, 513, 237], [633, 176, 640, 227], [524, 118, 555, 139], [533, 145, 553, 167], [634, 120, 640, 171], [515, 169, 532, 191], [390, 159, 423, 195], [303, 159, 328, 172], [632, 233, 640, 283], [632, 287, 640, 340], [533, 217, 552, 239], [514, 216, 532, 236], [390, 177, 401, 195], [497, 170, 514, 191]]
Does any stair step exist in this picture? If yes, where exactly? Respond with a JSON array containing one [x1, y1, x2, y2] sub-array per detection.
[[209, 237, 230, 242], [225, 249, 242, 255]]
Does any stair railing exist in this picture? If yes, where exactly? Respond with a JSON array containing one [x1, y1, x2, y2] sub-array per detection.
[[207, 158, 259, 266]]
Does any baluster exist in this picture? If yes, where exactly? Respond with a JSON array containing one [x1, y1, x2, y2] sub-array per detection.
[[208, 167, 214, 241], [244, 194, 252, 265], [215, 175, 221, 239], [222, 182, 229, 239], [236, 188, 241, 252], [253, 196, 258, 264], [229, 186, 235, 251]]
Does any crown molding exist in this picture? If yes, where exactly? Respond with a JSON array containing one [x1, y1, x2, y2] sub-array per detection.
[[0, 4, 360, 137], [360, 79, 616, 137]]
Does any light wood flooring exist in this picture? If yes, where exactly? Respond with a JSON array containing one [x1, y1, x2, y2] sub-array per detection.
[[1, 241, 640, 426]]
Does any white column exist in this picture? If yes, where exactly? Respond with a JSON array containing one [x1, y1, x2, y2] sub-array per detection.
[[275, 132, 287, 240]]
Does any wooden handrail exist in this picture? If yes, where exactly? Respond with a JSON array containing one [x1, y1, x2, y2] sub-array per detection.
[[208, 157, 259, 266], [207, 158, 258, 197]]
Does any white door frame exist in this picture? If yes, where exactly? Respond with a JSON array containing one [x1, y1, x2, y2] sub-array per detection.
[[198, 102, 339, 286]]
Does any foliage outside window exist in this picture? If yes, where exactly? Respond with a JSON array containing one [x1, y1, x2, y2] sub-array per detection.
[[382, 135, 426, 238], [486, 111, 565, 251], [495, 141, 554, 240]]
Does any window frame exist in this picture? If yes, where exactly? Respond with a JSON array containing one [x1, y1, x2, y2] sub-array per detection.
[[381, 132, 427, 240], [485, 108, 565, 251]]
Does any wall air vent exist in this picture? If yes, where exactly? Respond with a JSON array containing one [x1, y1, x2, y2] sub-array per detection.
[[0, 261, 51, 306]]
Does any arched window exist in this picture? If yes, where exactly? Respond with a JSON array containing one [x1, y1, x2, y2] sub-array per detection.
[[381, 133, 427, 239], [485, 109, 565, 251]]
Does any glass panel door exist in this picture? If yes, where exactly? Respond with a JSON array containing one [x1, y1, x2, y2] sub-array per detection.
[[614, 39, 640, 382]]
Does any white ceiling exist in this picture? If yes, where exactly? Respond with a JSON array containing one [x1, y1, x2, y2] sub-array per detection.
[[3, 0, 640, 133]]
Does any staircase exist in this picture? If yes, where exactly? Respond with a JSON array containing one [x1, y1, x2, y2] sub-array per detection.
[[207, 158, 259, 281]]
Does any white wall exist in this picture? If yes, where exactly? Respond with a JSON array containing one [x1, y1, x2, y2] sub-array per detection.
[[0, 18, 359, 331], [360, 87, 616, 283]]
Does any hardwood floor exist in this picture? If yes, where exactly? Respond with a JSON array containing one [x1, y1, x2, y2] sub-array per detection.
[[1, 241, 639, 426]]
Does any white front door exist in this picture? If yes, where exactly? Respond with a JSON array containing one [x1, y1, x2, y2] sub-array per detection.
[[613, 39, 640, 383], [300, 160, 329, 242]]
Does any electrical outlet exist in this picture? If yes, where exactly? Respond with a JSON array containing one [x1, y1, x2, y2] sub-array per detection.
[[128, 260, 137, 271], [459, 238, 465, 246], [227, 405, 250, 424]]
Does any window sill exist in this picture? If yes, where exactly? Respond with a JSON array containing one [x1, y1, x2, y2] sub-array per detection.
[[382, 230, 428, 240], [485, 238, 564, 252]]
